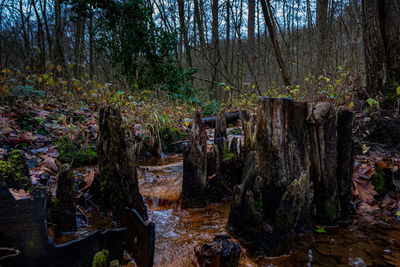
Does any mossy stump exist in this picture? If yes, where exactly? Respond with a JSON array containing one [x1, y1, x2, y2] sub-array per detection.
[[182, 107, 208, 207], [93, 105, 147, 220], [227, 98, 354, 257], [54, 164, 76, 232]]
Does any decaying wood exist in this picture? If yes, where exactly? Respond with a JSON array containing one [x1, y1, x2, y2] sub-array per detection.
[[120, 207, 155, 267], [92, 105, 147, 220], [0, 178, 125, 267], [309, 102, 339, 224], [55, 164, 76, 232], [182, 107, 208, 207], [194, 235, 242, 267], [186, 111, 241, 128], [227, 97, 354, 257]]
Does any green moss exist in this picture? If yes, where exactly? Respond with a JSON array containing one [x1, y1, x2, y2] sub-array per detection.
[[383, 78, 400, 108], [258, 192, 263, 209], [372, 168, 387, 196], [323, 200, 338, 222], [0, 160, 14, 177], [92, 249, 109, 267], [159, 127, 188, 153], [109, 260, 120, 267], [0, 150, 30, 190], [221, 144, 235, 163], [55, 137, 98, 167]]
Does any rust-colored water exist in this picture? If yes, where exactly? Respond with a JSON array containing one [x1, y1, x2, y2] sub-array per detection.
[[138, 156, 400, 267]]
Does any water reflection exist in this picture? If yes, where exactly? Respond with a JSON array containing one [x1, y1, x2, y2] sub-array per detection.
[[138, 157, 400, 267]]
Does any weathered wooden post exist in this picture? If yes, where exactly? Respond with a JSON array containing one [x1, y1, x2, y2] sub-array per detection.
[[93, 105, 147, 220], [182, 107, 208, 207]]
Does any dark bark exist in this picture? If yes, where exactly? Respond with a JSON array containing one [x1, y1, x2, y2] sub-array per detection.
[[247, 0, 256, 86], [214, 110, 228, 151], [260, 0, 291, 87], [211, 0, 221, 99], [55, 164, 76, 232], [316, 0, 328, 72], [182, 107, 208, 207], [308, 102, 339, 224], [336, 106, 354, 219], [362, 0, 400, 100], [93, 106, 147, 220], [362, 0, 387, 97], [194, 235, 242, 267], [383, 0, 400, 83], [54, 0, 65, 71], [0, 179, 125, 267], [227, 98, 354, 257], [193, 0, 204, 49], [228, 98, 311, 256], [120, 207, 155, 267]]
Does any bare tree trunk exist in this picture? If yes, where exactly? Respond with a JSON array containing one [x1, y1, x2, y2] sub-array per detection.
[[178, 0, 184, 60], [32, 0, 45, 68], [88, 13, 94, 78], [211, 0, 221, 99], [316, 0, 328, 73], [247, 0, 256, 89], [194, 0, 204, 48], [73, 16, 85, 77], [362, 0, 393, 98], [260, 0, 291, 87], [54, 0, 65, 71], [40, 0, 53, 60], [384, 0, 400, 83], [19, 0, 30, 63]]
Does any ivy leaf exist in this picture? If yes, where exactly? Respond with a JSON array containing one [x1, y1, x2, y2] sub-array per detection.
[[313, 225, 326, 233], [367, 98, 379, 109]]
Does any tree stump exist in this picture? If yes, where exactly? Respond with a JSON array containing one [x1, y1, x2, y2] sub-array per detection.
[[194, 235, 242, 267], [336, 106, 354, 219], [55, 164, 76, 232], [214, 110, 228, 152], [227, 98, 354, 257], [182, 107, 208, 207], [239, 110, 256, 160], [93, 106, 147, 220], [228, 97, 311, 256], [308, 102, 339, 224]]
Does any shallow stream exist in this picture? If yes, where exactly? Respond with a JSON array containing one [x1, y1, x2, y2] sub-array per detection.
[[137, 156, 400, 267]]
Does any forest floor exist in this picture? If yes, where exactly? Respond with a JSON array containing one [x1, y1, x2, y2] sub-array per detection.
[[1, 94, 400, 266]]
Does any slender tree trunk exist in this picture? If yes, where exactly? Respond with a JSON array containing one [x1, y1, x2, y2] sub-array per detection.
[[73, 16, 85, 77], [54, 0, 65, 71], [247, 0, 256, 89], [211, 0, 221, 99], [316, 0, 328, 73], [89, 14, 94, 78], [32, 0, 45, 68], [41, 0, 53, 60], [260, 0, 291, 87], [194, 0, 204, 48], [178, 0, 185, 60], [19, 0, 30, 63]]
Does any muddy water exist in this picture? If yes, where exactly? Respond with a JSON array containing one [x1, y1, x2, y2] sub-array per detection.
[[138, 156, 400, 267]]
